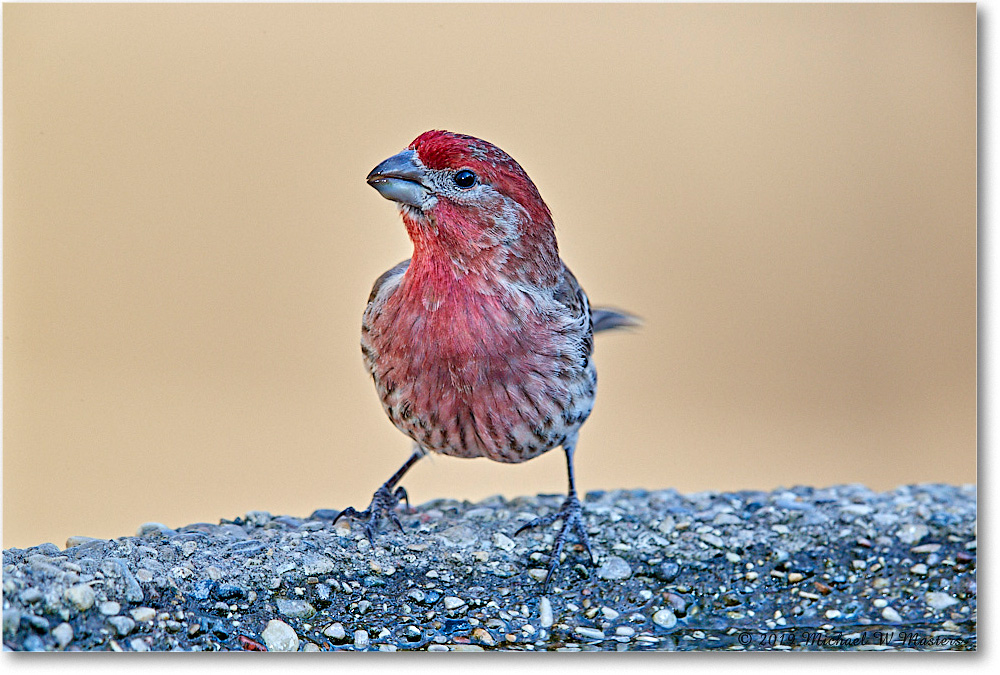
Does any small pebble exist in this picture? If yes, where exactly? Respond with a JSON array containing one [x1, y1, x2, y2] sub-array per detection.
[[472, 627, 496, 646], [353, 629, 370, 650], [262, 619, 299, 652], [652, 609, 677, 630], [52, 622, 74, 649], [699, 533, 725, 548], [129, 607, 156, 623], [596, 556, 632, 581], [574, 626, 605, 640], [19, 587, 43, 604], [825, 610, 842, 619], [136, 522, 172, 536], [896, 523, 930, 545], [276, 598, 315, 619], [323, 623, 346, 640], [925, 592, 959, 611], [443, 596, 466, 610], [539, 597, 553, 627], [107, 616, 135, 637], [527, 569, 549, 582], [881, 607, 903, 623], [99, 601, 121, 616], [301, 555, 337, 576], [493, 533, 516, 552], [302, 642, 321, 652], [3, 607, 21, 635], [64, 584, 96, 611], [910, 563, 928, 576]]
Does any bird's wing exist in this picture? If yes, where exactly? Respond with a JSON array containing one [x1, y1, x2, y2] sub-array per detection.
[[367, 259, 411, 304], [555, 266, 640, 335], [553, 265, 595, 356], [553, 266, 589, 323]]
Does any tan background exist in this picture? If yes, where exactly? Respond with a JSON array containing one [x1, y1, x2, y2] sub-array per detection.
[[3, 3, 976, 549]]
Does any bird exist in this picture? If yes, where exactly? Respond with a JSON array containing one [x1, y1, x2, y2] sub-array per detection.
[[334, 130, 637, 588]]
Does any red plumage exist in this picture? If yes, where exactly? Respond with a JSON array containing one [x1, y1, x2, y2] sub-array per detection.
[[338, 130, 637, 589]]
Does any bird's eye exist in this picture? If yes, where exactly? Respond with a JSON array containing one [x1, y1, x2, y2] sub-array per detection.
[[453, 169, 477, 189]]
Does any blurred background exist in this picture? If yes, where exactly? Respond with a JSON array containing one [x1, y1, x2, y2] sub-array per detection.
[[3, 3, 976, 549]]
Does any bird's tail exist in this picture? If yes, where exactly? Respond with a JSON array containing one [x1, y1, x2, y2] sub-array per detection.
[[592, 307, 642, 333]]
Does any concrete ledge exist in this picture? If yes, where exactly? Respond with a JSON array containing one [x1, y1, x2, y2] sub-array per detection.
[[2, 484, 977, 651]]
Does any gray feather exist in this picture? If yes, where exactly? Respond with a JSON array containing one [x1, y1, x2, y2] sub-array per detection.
[[591, 307, 641, 333]]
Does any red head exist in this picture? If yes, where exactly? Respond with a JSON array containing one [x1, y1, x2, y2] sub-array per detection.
[[367, 131, 560, 285]]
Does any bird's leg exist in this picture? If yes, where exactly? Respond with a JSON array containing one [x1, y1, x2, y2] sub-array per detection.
[[332, 446, 423, 543], [515, 436, 595, 590]]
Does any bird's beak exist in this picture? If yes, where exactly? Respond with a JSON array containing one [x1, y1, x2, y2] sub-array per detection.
[[366, 149, 430, 208]]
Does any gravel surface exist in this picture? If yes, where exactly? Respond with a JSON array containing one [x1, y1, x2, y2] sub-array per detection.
[[3, 484, 976, 651]]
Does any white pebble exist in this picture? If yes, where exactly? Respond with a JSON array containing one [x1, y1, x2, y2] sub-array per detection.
[[493, 532, 516, 552], [925, 592, 959, 611], [129, 607, 156, 623], [99, 601, 121, 616], [596, 556, 632, 581], [539, 597, 553, 627], [527, 569, 549, 582], [881, 607, 903, 623], [574, 626, 605, 640], [52, 622, 73, 649], [353, 629, 370, 650], [323, 622, 346, 640], [652, 609, 677, 630], [64, 584, 95, 611], [443, 596, 466, 610], [896, 523, 929, 545], [261, 619, 299, 652]]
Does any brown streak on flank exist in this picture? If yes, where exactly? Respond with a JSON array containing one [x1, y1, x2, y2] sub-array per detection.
[[455, 410, 469, 454], [467, 409, 489, 455]]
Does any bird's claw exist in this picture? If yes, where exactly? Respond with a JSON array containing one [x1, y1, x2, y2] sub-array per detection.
[[332, 484, 410, 543], [514, 493, 594, 590]]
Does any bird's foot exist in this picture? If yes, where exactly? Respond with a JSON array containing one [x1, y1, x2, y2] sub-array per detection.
[[515, 492, 594, 591], [332, 483, 410, 544]]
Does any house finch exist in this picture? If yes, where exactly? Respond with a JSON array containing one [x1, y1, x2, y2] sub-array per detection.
[[336, 130, 637, 588]]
